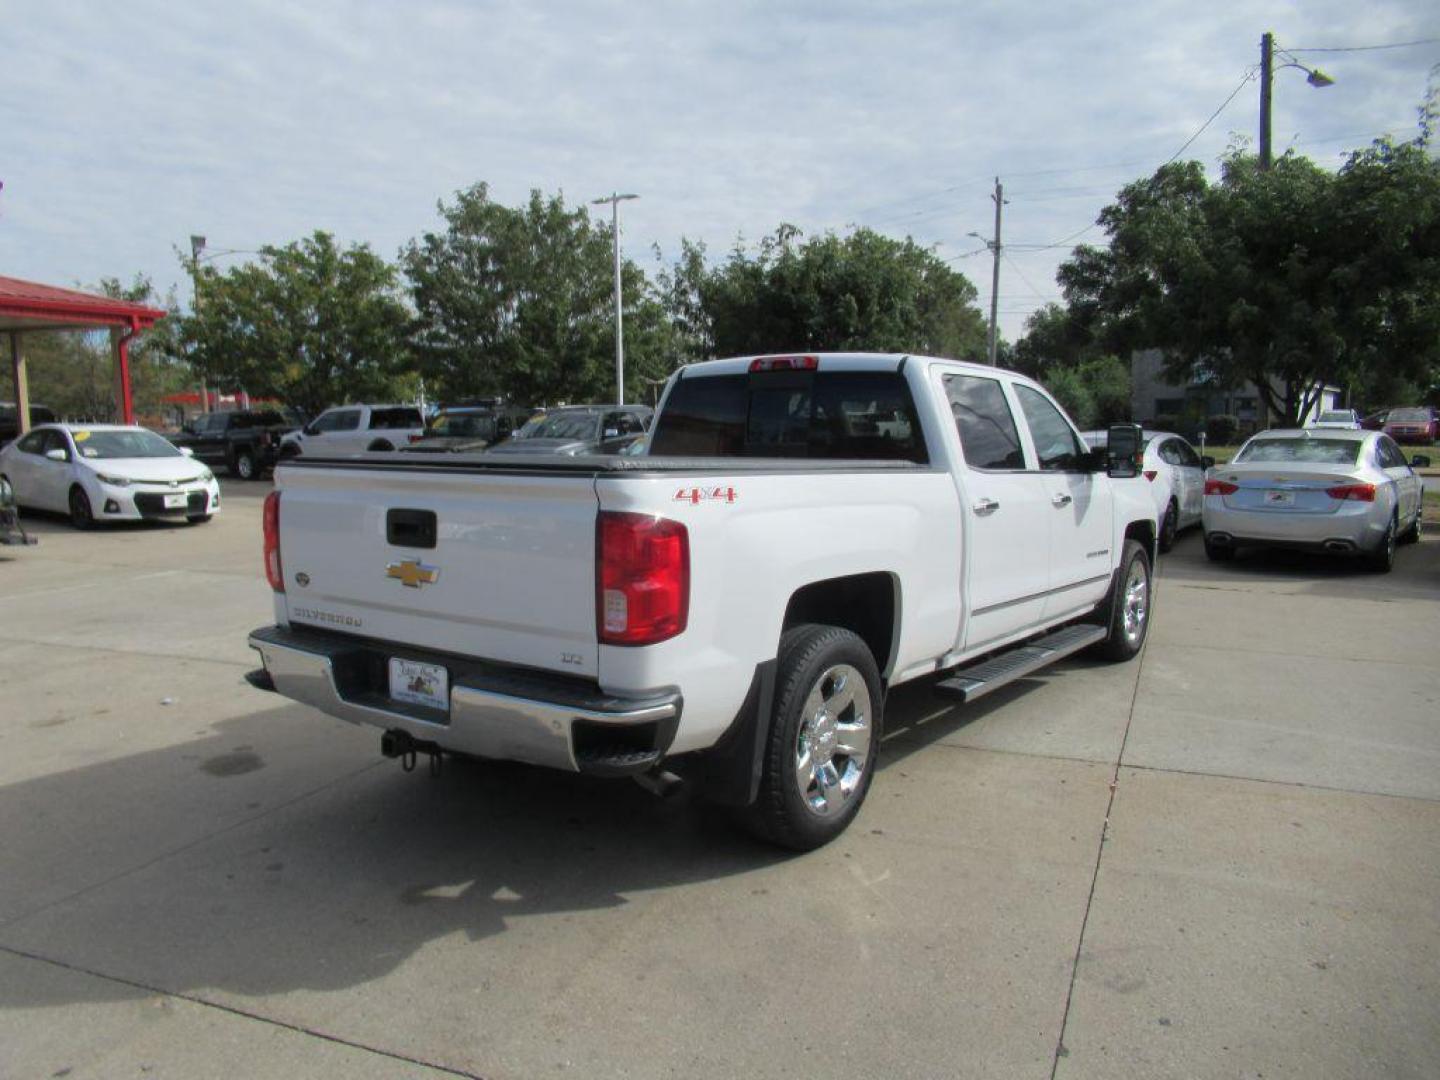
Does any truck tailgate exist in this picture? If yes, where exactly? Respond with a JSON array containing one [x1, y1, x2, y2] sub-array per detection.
[[275, 463, 600, 677]]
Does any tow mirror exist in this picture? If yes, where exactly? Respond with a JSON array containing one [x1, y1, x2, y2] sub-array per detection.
[[1106, 423, 1143, 478], [1201, 455, 1216, 469], [1412, 454, 1432, 468]]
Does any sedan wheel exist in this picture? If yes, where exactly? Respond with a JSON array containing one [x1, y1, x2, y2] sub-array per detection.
[[1367, 515, 1397, 573], [1158, 499, 1178, 553], [68, 486, 94, 530]]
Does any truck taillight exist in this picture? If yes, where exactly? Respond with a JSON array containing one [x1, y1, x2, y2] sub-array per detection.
[[263, 490, 284, 592], [1325, 483, 1376, 502], [596, 512, 688, 646], [1143, 470, 1157, 482], [1205, 479, 1238, 496]]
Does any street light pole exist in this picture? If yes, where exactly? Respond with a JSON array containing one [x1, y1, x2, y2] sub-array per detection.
[[591, 192, 639, 405], [190, 235, 207, 416], [1258, 32, 1334, 172]]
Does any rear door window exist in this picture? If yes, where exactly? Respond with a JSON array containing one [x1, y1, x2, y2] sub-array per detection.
[[943, 374, 1024, 471]]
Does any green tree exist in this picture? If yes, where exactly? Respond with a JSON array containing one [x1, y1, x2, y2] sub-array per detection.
[[1059, 146, 1440, 425], [403, 184, 675, 405], [685, 226, 987, 360], [183, 232, 412, 415], [1012, 302, 1091, 377]]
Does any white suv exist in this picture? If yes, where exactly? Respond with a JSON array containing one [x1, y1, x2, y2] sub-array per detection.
[[279, 404, 426, 457]]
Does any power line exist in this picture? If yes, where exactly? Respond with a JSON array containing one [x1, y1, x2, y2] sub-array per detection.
[[1002, 250, 1057, 306], [1164, 69, 1257, 165], [1288, 38, 1440, 53]]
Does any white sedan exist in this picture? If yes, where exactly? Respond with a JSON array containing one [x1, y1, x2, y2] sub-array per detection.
[[1083, 429, 1209, 552], [0, 424, 221, 529]]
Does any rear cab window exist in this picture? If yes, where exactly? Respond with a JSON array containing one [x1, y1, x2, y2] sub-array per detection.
[[649, 370, 927, 462]]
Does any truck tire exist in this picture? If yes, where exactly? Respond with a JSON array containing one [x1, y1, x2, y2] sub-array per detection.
[[746, 624, 883, 851], [1096, 538, 1151, 662], [232, 449, 257, 480]]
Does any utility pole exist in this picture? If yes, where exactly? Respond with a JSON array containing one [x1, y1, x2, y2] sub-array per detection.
[[190, 235, 208, 418], [1259, 32, 1274, 170], [591, 193, 639, 404], [987, 177, 1004, 366]]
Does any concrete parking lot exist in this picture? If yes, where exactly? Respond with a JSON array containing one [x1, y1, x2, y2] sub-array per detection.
[[2, 481, 1437, 1079]]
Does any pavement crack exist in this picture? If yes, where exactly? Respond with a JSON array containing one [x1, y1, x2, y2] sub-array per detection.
[[1049, 621, 1147, 1078], [0, 944, 484, 1078]]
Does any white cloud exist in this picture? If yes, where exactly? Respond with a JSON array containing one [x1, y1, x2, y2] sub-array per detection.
[[1, 0, 1435, 343]]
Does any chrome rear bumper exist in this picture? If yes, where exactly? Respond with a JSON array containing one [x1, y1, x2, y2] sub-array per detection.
[[248, 624, 680, 774]]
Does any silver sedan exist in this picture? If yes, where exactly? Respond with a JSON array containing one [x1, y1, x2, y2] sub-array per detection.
[[1202, 429, 1428, 572]]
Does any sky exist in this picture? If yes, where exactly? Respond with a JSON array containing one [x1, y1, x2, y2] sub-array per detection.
[[3, 0, 1437, 346]]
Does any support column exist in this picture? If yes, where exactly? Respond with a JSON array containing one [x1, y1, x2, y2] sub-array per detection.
[[10, 332, 30, 436], [113, 322, 137, 425]]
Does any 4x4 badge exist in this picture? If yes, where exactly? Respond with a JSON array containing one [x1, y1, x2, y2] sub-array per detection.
[[386, 559, 440, 588]]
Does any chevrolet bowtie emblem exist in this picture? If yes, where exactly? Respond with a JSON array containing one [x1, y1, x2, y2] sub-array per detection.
[[386, 559, 440, 588]]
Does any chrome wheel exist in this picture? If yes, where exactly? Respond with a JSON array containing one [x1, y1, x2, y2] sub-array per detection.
[[235, 451, 256, 479], [793, 663, 872, 817], [1121, 558, 1148, 646]]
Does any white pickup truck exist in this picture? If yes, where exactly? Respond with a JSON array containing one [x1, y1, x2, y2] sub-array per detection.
[[248, 353, 1158, 849]]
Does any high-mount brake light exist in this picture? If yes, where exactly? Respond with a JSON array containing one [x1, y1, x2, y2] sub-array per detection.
[[1205, 479, 1239, 496], [596, 512, 689, 646], [748, 355, 819, 373], [263, 490, 284, 592], [1325, 482, 1376, 502]]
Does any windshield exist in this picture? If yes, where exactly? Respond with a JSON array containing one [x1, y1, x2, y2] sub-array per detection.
[[1234, 437, 1361, 466], [73, 429, 184, 460], [1389, 408, 1431, 422], [427, 412, 495, 438], [517, 412, 600, 441]]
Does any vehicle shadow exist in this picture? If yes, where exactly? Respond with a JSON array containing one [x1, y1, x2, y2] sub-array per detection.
[[0, 705, 788, 1009]]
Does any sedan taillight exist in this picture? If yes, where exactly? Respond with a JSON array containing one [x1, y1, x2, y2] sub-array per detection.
[[1325, 483, 1376, 502], [1204, 479, 1238, 496]]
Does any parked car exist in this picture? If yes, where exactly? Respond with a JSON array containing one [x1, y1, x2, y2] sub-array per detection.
[[405, 402, 534, 453], [1382, 407, 1439, 445], [486, 404, 652, 456], [1082, 429, 1211, 552], [246, 352, 1160, 850], [0, 424, 221, 529], [1360, 409, 1390, 431], [0, 402, 59, 446], [169, 409, 298, 479], [278, 404, 426, 457], [1202, 429, 1428, 571], [1309, 409, 1361, 430]]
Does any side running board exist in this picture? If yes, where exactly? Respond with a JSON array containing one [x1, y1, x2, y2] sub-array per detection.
[[934, 624, 1108, 704]]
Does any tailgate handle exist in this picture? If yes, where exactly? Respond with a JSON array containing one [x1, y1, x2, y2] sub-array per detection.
[[387, 508, 437, 549]]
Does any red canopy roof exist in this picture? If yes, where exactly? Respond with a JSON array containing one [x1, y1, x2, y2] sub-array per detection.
[[0, 275, 169, 332]]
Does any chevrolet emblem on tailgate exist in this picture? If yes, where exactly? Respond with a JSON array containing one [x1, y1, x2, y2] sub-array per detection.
[[386, 559, 440, 588]]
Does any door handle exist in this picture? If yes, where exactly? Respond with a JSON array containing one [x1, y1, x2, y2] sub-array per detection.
[[972, 497, 1000, 514], [1052, 493, 1073, 507]]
